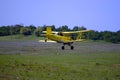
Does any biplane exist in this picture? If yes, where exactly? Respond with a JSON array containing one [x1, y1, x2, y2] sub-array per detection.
[[41, 27, 92, 50]]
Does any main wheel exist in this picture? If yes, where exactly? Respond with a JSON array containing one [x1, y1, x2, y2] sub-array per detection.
[[71, 46, 74, 50], [61, 46, 65, 50]]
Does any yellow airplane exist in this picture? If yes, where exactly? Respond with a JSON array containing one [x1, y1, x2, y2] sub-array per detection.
[[43, 27, 92, 50]]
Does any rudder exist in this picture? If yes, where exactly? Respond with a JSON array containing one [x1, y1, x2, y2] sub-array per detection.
[[46, 27, 52, 35]]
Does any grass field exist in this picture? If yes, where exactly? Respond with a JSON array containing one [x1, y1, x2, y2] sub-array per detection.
[[0, 35, 120, 80], [0, 52, 120, 80]]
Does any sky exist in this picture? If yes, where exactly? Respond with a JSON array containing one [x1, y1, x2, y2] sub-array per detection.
[[0, 0, 120, 31]]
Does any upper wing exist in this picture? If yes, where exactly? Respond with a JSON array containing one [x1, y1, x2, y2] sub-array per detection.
[[62, 30, 93, 41], [62, 30, 92, 34], [42, 30, 92, 35]]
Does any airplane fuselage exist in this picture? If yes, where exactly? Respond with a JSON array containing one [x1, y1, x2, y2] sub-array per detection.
[[46, 34, 73, 43]]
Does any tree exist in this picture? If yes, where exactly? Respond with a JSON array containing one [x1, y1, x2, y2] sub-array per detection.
[[14, 24, 24, 34], [0, 26, 10, 36], [102, 31, 112, 42], [34, 27, 43, 37], [51, 25, 56, 31], [89, 31, 100, 40], [78, 26, 86, 30], [108, 31, 120, 43], [20, 27, 32, 35], [42, 25, 47, 31], [72, 26, 86, 31], [61, 25, 69, 31], [28, 25, 36, 34], [72, 26, 79, 31], [56, 27, 62, 31], [116, 30, 120, 42]]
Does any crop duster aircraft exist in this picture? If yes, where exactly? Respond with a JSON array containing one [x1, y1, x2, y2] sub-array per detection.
[[42, 27, 92, 50]]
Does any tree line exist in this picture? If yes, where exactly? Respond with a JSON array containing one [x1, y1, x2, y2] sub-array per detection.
[[0, 24, 120, 43]]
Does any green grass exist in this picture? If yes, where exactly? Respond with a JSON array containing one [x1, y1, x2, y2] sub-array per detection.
[[0, 36, 120, 80], [0, 52, 120, 80]]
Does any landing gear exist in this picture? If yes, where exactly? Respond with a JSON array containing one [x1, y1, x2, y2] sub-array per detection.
[[61, 46, 65, 50], [61, 43, 74, 50], [70, 46, 74, 50]]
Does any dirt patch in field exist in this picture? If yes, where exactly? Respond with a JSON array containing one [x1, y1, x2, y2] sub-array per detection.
[[113, 64, 120, 69], [0, 75, 16, 80]]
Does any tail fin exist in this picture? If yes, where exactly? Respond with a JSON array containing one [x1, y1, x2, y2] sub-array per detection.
[[46, 27, 52, 35]]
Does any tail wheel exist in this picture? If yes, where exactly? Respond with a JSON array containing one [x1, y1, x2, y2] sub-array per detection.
[[71, 46, 74, 50], [61, 46, 65, 50], [45, 39, 47, 42]]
